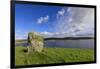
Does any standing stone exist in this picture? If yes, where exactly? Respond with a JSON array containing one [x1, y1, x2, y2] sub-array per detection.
[[27, 32, 44, 53]]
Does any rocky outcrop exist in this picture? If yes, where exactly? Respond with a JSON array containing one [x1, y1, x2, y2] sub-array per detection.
[[27, 32, 44, 53]]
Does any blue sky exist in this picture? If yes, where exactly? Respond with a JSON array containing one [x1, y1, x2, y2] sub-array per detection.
[[15, 4, 94, 39]]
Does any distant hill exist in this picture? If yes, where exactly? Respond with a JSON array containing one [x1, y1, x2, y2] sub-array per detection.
[[44, 37, 94, 40], [15, 37, 94, 42], [15, 39, 27, 42]]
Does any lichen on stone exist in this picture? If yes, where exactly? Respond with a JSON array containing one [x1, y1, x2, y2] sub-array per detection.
[[27, 32, 44, 53]]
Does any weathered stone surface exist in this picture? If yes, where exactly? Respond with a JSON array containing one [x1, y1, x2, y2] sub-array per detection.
[[27, 32, 44, 53]]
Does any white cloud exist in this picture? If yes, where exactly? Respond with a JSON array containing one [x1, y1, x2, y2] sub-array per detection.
[[40, 31, 53, 36], [54, 7, 94, 37], [15, 31, 28, 39], [16, 7, 94, 38], [57, 8, 65, 18], [39, 31, 72, 38], [58, 8, 65, 16], [37, 15, 49, 24], [15, 35, 27, 40]]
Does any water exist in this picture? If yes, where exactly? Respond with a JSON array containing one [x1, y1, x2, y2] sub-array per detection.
[[44, 39, 94, 49], [15, 41, 29, 47], [15, 39, 94, 49]]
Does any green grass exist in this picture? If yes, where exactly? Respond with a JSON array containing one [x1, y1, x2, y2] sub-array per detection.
[[15, 46, 94, 66], [15, 39, 27, 42]]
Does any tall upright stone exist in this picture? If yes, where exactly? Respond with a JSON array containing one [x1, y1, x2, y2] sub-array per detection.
[[27, 32, 44, 53]]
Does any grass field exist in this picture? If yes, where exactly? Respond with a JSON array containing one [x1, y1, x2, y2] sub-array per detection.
[[15, 46, 94, 66]]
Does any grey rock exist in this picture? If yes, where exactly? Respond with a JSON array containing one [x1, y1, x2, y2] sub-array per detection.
[[27, 32, 44, 53]]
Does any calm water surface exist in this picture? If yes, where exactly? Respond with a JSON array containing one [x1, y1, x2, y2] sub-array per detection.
[[15, 39, 94, 49]]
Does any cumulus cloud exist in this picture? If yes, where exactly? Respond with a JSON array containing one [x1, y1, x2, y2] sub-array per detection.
[[41, 31, 53, 35], [40, 31, 73, 38], [40, 31, 66, 36], [57, 8, 65, 18], [35, 7, 94, 38], [37, 15, 49, 24], [54, 7, 94, 37]]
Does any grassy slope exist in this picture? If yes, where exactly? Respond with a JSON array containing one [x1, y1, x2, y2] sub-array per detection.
[[15, 46, 94, 65]]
